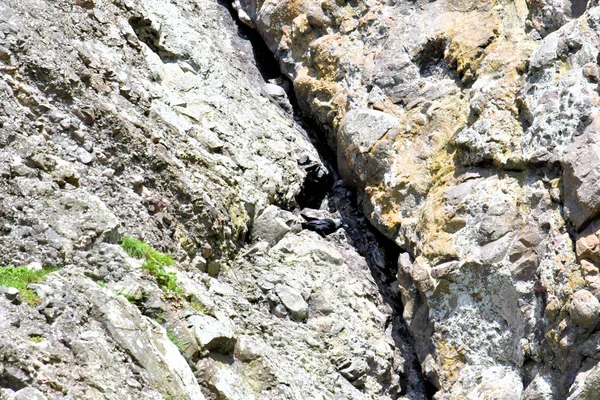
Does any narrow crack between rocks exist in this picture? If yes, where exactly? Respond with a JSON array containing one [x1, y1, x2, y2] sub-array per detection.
[[221, 2, 437, 398]]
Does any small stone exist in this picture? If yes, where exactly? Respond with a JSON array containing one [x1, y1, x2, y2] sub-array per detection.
[[59, 119, 73, 130], [257, 277, 275, 291], [271, 303, 288, 318], [131, 175, 144, 188], [583, 62, 599, 82], [570, 289, 600, 328], [202, 243, 213, 259], [275, 284, 309, 321], [545, 296, 560, 322], [78, 106, 96, 124], [191, 255, 207, 272], [188, 314, 236, 354], [251, 205, 298, 245], [76, 147, 93, 164], [577, 232, 600, 263], [337, 357, 368, 384], [14, 387, 47, 400], [206, 260, 221, 277], [372, 102, 385, 111], [1, 286, 20, 303], [510, 251, 539, 281], [71, 129, 86, 143], [101, 168, 115, 178], [311, 292, 333, 315], [264, 83, 286, 98], [234, 336, 263, 362], [31, 153, 56, 172], [28, 261, 43, 271], [74, 0, 95, 9], [74, 235, 93, 250], [581, 259, 599, 276]]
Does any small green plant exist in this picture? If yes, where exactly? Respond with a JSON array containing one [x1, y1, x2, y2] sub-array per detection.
[[28, 335, 44, 343], [189, 299, 207, 314], [0, 266, 56, 306], [142, 258, 178, 292], [115, 286, 134, 301], [166, 326, 190, 353], [97, 281, 108, 289], [121, 236, 153, 258], [120, 236, 179, 293]]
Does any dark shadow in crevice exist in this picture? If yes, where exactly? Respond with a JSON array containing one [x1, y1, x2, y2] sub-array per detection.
[[128, 16, 179, 63], [571, 0, 589, 18], [216, 0, 281, 81], [220, 0, 437, 397]]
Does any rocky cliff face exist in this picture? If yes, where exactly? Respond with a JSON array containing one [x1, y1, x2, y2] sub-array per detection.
[[232, 0, 600, 398], [0, 0, 424, 399], [3, 0, 600, 398]]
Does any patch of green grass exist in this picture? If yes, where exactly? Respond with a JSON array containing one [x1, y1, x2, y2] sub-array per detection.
[[97, 281, 108, 289], [114, 286, 146, 307], [166, 326, 190, 353], [142, 258, 178, 292], [121, 236, 153, 258], [189, 299, 207, 314], [120, 236, 179, 293], [28, 335, 44, 343], [0, 266, 56, 306]]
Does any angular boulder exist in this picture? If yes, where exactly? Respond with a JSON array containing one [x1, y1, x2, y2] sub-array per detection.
[[562, 118, 600, 231]]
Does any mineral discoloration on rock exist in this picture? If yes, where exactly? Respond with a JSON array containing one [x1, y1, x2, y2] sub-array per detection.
[[5, 0, 600, 397], [235, 0, 600, 396], [0, 0, 426, 398]]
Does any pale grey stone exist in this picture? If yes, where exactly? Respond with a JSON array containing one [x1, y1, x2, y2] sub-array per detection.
[[188, 314, 236, 354], [570, 290, 600, 328], [562, 118, 600, 230], [14, 387, 47, 400], [275, 284, 309, 321]]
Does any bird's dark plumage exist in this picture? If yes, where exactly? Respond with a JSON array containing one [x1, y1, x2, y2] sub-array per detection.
[[301, 218, 343, 236]]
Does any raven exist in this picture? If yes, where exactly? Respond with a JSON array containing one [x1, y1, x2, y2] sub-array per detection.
[[301, 218, 344, 236]]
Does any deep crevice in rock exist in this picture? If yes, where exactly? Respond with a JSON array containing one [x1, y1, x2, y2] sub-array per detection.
[[128, 16, 179, 63], [222, 2, 436, 398], [414, 37, 447, 76]]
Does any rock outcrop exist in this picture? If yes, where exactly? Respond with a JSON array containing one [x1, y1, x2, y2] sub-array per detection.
[[230, 0, 600, 397], [0, 0, 425, 398], [5, 0, 600, 398]]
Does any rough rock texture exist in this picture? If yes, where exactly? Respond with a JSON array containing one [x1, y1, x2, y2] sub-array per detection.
[[8, 0, 600, 398], [0, 0, 425, 399], [231, 0, 600, 397]]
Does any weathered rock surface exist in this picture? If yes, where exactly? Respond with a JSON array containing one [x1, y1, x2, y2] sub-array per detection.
[[0, 0, 426, 398], [233, 0, 600, 397], [7, 0, 600, 397]]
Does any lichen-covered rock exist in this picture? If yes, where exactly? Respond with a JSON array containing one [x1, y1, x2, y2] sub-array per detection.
[[7, 0, 600, 397], [0, 0, 428, 398], [237, 0, 600, 396]]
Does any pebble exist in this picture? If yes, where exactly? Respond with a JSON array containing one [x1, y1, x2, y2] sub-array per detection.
[[76, 147, 93, 164]]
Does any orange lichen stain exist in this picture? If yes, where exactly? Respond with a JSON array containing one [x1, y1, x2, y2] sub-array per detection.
[[294, 69, 348, 128], [435, 338, 467, 386], [365, 186, 404, 227], [444, 11, 499, 84]]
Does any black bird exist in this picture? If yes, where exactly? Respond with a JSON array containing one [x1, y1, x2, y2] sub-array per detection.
[[301, 218, 345, 236]]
